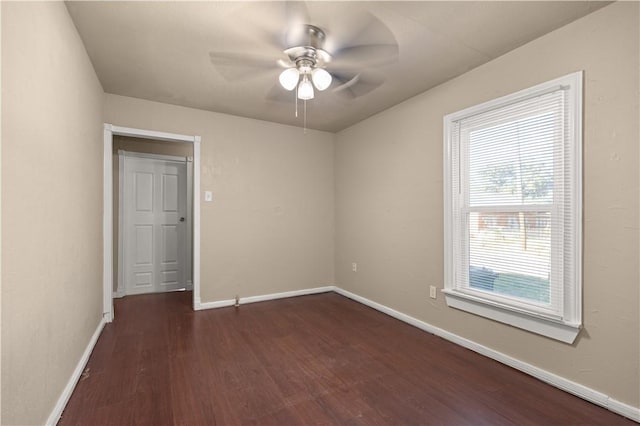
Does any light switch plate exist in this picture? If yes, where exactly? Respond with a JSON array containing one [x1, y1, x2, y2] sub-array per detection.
[[204, 191, 213, 202]]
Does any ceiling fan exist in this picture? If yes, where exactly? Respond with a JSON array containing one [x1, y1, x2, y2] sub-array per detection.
[[208, 3, 399, 103]]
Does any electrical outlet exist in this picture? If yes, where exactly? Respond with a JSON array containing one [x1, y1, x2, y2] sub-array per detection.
[[429, 285, 437, 299], [352, 262, 357, 272]]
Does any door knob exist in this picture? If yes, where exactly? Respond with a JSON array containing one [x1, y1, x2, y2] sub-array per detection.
[[179, 217, 185, 222]]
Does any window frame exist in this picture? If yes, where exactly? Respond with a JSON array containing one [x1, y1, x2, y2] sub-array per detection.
[[443, 72, 583, 344]]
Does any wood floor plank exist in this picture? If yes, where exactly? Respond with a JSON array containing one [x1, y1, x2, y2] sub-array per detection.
[[59, 291, 635, 425]]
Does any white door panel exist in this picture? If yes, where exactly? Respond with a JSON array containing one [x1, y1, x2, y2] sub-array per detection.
[[162, 174, 179, 211], [135, 172, 153, 211], [123, 155, 187, 295], [134, 225, 153, 265], [161, 225, 178, 263]]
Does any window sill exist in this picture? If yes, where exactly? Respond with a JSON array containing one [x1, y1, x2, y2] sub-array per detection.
[[443, 289, 581, 344]]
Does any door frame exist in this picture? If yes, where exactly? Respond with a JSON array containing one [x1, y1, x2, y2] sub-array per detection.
[[103, 124, 201, 322], [117, 150, 193, 297]]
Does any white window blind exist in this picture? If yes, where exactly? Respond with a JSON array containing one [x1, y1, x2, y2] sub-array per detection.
[[443, 72, 582, 343]]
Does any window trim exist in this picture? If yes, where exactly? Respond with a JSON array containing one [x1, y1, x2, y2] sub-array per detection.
[[443, 72, 583, 344]]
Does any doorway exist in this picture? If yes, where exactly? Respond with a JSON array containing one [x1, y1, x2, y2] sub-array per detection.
[[117, 150, 192, 296], [103, 124, 201, 322]]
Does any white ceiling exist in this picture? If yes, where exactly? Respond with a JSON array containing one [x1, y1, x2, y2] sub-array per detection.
[[66, 1, 609, 132]]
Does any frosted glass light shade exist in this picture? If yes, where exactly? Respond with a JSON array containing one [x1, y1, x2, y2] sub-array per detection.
[[312, 68, 332, 91], [279, 68, 300, 91], [297, 77, 314, 100]]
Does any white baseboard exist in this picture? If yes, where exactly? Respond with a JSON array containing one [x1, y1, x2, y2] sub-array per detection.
[[194, 298, 234, 310], [241, 286, 335, 305], [333, 287, 640, 423], [609, 399, 640, 423], [46, 317, 107, 426], [194, 286, 335, 311]]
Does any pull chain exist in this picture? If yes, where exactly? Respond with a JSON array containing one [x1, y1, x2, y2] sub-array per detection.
[[294, 81, 307, 134], [304, 100, 307, 134]]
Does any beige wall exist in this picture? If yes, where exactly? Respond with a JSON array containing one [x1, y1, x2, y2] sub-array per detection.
[[112, 136, 194, 292], [1, 2, 105, 425], [105, 95, 335, 303], [335, 2, 639, 407]]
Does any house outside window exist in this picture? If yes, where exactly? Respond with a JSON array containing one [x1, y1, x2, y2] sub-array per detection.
[[443, 72, 583, 343]]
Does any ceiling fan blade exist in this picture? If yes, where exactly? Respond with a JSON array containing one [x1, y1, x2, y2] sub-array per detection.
[[332, 71, 385, 99], [325, 11, 397, 51], [328, 44, 399, 70], [266, 83, 297, 104], [223, 2, 311, 56], [320, 9, 398, 73], [284, 2, 313, 48], [286, 1, 311, 27], [209, 51, 281, 69], [209, 51, 286, 81], [232, 2, 291, 51]]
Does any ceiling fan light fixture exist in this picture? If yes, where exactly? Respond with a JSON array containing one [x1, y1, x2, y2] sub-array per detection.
[[279, 68, 300, 91], [311, 68, 332, 91], [297, 76, 314, 100]]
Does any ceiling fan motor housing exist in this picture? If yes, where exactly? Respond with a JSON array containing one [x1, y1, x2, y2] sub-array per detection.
[[285, 24, 332, 70]]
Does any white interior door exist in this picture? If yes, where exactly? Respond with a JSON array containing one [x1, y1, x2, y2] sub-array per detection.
[[123, 155, 187, 295]]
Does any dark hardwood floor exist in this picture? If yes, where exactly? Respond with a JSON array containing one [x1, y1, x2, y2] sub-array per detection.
[[60, 291, 634, 425]]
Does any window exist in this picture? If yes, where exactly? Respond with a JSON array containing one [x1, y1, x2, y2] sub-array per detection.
[[443, 72, 582, 343]]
